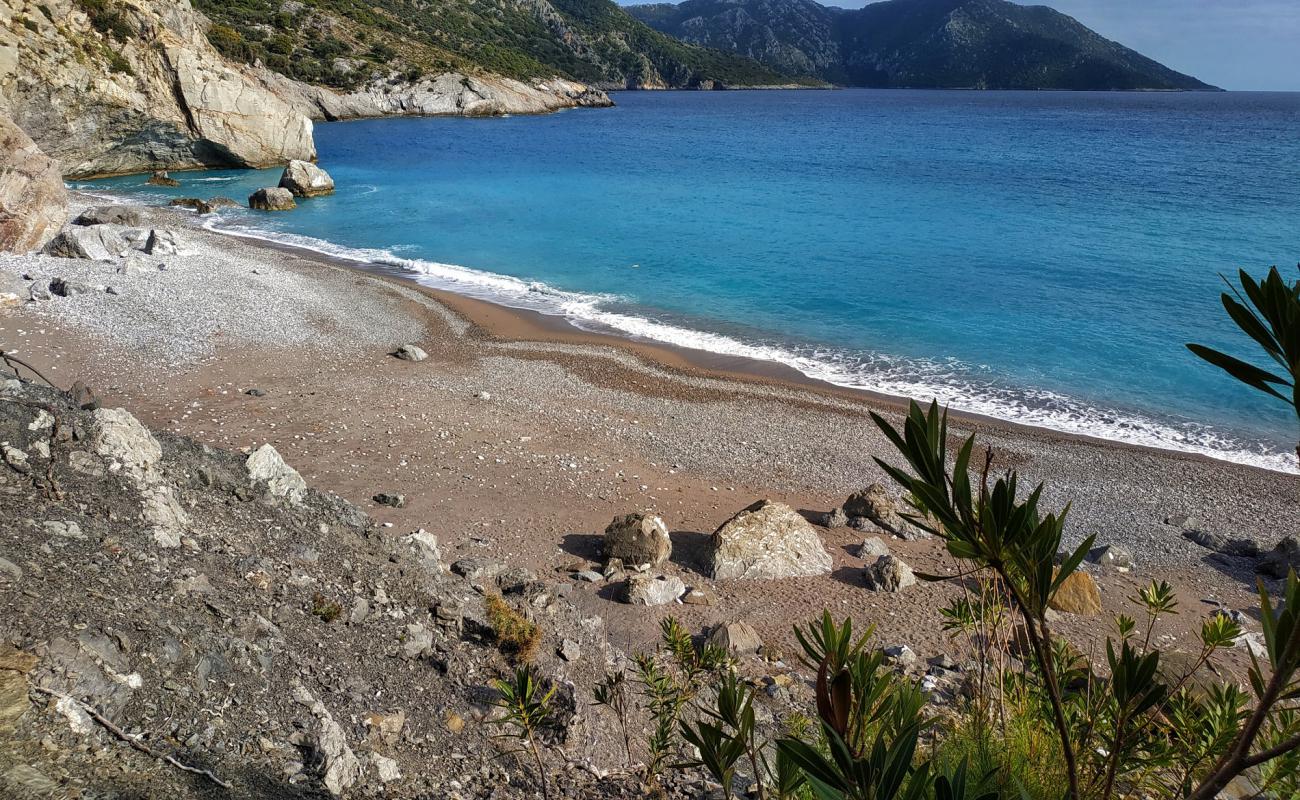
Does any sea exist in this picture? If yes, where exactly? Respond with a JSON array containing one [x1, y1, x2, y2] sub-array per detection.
[[82, 89, 1300, 472]]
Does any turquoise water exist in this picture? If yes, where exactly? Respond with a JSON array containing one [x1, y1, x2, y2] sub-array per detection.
[[84, 89, 1300, 471]]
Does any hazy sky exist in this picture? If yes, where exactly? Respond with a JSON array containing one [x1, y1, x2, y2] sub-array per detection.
[[821, 0, 1300, 90]]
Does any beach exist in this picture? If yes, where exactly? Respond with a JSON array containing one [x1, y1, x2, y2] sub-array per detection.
[[2, 193, 1296, 664]]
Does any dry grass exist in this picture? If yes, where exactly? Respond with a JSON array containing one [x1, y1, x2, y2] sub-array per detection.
[[485, 593, 541, 664]]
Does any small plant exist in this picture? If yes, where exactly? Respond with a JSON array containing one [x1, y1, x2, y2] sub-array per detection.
[[310, 592, 342, 623], [491, 664, 557, 800], [635, 617, 731, 790], [485, 593, 541, 664], [593, 669, 634, 767]]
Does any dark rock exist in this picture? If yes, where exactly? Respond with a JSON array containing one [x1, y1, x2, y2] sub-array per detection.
[[69, 380, 100, 410], [49, 277, 90, 297], [603, 511, 671, 567], [1257, 535, 1300, 579], [372, 492, 405, 508], [843, 483, 927, 539], [245, 388, 268, 397], [73, 205, 140, 227]]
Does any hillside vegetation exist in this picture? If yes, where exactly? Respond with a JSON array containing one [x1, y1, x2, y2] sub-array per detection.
[[195, 0, 809, 90]]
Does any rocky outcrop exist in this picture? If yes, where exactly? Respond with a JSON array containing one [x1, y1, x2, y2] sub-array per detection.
[[707, 499, 832, 580], [253, 69, 612, 122], [0, 0, 315, 177], [0, 114, 66, 252]]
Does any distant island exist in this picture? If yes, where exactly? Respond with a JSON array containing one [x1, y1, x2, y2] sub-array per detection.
[[627, 0, 1219, 90]]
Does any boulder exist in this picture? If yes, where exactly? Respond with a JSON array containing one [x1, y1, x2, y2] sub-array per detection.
[[279, 160, 335, 197], [42, 225, 130, 261], [707, 500, 833, 580], [49, 278, 91, 298], [708, 621, 762, 656], [245, 444, 307, 505], [206, 196, 242, 209], [603, 512, 671, 567], [450, 557, 504, 582], [1048, 572, 1102, 615], [293, 685, 362, 796], [73, 206, 141, 227], [844, 483, 927, 540], [818, 507, 848, 528], [0, 114, 67, 252], [620, 573, 685, 606], [1257, 535, 1300, 579], [863, 554, 916, 592], [392, 344, 427, 362], [249, 187, 296, 211]]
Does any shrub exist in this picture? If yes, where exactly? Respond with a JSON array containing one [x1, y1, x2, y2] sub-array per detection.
[[485, 593, 540, 664], [310, 592, 342, 623], [491, 664, 557, 800]]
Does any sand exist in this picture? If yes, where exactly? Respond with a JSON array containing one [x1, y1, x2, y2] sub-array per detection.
[[2, 192, 1296, 664]]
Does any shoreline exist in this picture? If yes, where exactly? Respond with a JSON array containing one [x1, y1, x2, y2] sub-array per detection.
[[208, 211, 1295, 479]]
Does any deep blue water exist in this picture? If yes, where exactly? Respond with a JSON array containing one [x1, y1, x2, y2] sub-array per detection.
[[84, 89, 1300, 471]]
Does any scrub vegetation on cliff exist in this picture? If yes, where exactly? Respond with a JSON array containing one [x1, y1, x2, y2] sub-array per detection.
[[194, 0, 806, 90]]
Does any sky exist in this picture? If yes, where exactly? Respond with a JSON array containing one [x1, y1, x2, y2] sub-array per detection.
[[823, 0, 1300, 90]]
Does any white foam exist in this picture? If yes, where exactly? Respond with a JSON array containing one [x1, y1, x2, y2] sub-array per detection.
[[196, 217, 1298, 475]]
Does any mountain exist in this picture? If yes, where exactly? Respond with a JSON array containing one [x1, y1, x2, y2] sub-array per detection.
[[627, 0, 1219, 90], [194, 0, 803, 92]]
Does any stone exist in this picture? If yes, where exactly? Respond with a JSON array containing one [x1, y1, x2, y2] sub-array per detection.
[[603, 512, 672, 567], [1183, 527, 1258, 558], [0, 114, 67, 252], [843, 483, 927, 540], [146, 170, 180, 187], [707, 500, 833, 580], [0, 557, 21, 582], [206, 196, 241, 209], [883, 644, 917, 667], [1087, 544, 1134, 572], [249, 187, 297, 211], [371, 754, 401, 783], [863, 555, 916, 592], [708, 621, 763, 656], [364, 710, 406, 745], [1048, 572, 1103, 615], [392, 344, 428, 362], [1257, 535, 1300, 579], [404, 529, 442, 566], [245, 443, 308, 505], [574, 570, 604, 583], [682, 587, 717, 606], [74, 206, 141, 227], [450, 557, 504, 582], [373, 492, 405, 508], [620, 573, 685, 605], [819, 507, 849, 528], [245, 388, 268, 397], [858, 537, 890, 560], [496, 567, 536, 593], [402, 623, 433, 659], [143, 229, 180, 255], [42, 225, 131, 260], [558, 638, 581, 662], [293, 685, 361, 796], [49, 277, 90, 297], [279, 159, 335, 197]]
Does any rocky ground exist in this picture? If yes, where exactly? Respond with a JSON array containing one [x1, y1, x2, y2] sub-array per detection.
[[2, 194, 1299, 798]]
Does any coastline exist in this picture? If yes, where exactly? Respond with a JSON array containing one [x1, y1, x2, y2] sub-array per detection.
[[5, 193, 1298, 661], [211, 210, 1295, 478]]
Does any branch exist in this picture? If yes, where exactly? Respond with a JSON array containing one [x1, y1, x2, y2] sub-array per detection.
[[0, 350, 59, 389], [30, 686, 233, 789]]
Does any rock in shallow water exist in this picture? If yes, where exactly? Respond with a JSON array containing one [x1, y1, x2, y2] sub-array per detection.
[[248, 187, 296, 211], [707, 499, 832, 580], [279, 159, 335, 197]]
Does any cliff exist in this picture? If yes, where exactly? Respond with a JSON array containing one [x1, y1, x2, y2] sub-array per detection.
[[628, 0, 1219, 90], [0, 0, 317, 177]]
